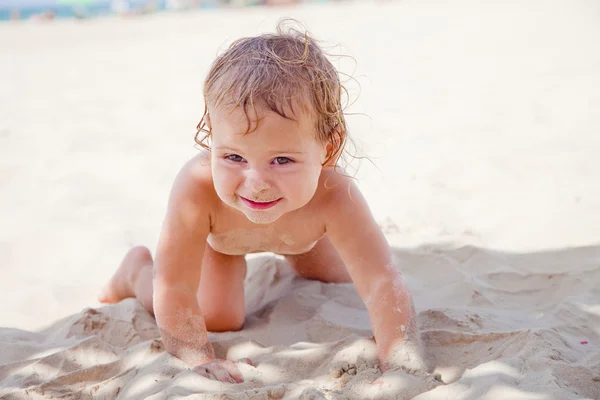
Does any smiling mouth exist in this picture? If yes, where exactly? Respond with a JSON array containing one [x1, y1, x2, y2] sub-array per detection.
[[239, 196, 282, 210]]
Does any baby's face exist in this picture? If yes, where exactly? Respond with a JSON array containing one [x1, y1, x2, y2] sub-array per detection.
[[208, 105, 328, 224]]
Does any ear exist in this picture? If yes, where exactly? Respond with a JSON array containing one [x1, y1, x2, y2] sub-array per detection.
[[322, 141, 334, 166], [322, 126, 344, 168]]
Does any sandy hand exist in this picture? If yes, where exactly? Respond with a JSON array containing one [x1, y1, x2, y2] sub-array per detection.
[[375, 340, 443, 394], [193, 358, 253, 383], [380, 338, 429, 375]]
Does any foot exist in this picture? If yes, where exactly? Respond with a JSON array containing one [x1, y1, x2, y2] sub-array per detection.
[[98, 246, 153, 303]]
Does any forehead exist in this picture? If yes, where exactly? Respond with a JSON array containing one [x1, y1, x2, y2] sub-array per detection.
[[210, 105, 317, 148]]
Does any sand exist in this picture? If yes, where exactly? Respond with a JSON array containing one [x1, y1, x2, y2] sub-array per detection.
[[1, 0, 600, 398]]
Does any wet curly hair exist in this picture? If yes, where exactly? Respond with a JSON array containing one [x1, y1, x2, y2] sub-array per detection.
[[195, 20, 349, 167]]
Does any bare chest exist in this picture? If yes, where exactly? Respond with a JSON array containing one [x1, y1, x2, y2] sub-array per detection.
[[207, 219, 325, 256]]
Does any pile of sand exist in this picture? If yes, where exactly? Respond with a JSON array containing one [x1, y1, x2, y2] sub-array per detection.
[[1, 248, 599, 399]]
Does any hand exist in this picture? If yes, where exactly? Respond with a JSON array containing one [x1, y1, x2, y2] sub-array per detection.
[[192, 358, 253, 383], [371, 369, 443, 397], [379, 338, 429, 375], [376, 340, 442, 396]]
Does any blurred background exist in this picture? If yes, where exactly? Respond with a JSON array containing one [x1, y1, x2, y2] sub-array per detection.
[[1, 0, 599, 331], [2, 0, 331, 21]]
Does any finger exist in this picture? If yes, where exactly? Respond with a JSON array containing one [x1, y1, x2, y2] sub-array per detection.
[[238, 357, 254, 366], [193, 364, 228, 382], [206, 372, 219, 381], [193, 365, 210, 378], [209, 364, 236, 384], [221, 360, 244, 383]]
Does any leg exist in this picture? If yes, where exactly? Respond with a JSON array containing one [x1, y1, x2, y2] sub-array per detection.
[[98, 244, 247, 332], [196, 244, 247, 332], [98, 246, 154, 311], [285, 235, 352, 284]]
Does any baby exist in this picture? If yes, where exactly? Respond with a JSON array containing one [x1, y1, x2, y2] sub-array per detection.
[[98, 22, 426, 384]]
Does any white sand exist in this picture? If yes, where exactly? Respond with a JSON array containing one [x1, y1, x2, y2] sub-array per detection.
[[1, 0, 600, 398]]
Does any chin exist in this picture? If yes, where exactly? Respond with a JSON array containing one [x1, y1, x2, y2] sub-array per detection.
[[242, 210, 283, 224], [240, 201, 287, 224]]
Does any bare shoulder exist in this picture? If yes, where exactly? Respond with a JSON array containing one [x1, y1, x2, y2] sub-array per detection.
[[317, 168, 361, 210], [314, 168, 377, 235], [168, 152, 218, 217], [155, 152, 216, 286]]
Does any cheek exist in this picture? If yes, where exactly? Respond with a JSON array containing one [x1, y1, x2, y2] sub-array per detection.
[[212, 164, 240, 194], [280, 167, 321, 196]]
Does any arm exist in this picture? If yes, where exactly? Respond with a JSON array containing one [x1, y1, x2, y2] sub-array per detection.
[[325, 178, 425, 372], [152, 159, 216, 367]]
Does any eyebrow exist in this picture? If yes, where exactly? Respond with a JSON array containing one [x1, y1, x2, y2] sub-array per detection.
[[214, 146, 306, 155], [267, 150, 306, 155], [213, 146, 243, 153]]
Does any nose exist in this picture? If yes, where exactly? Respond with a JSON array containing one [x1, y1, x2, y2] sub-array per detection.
[[243, 168, 271, 193]]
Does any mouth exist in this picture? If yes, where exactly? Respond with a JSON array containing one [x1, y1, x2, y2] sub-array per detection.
[[239, 196, 282, 210]]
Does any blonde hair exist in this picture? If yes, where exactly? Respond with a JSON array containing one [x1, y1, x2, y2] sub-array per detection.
[[195, 20, 348, 167]]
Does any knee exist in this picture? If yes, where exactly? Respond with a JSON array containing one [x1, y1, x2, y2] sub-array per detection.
[[204, 312, 245, 332]]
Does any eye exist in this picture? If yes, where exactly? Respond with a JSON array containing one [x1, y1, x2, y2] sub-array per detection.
[[273, 157, 293, 165], [225, 154, 245, 163]]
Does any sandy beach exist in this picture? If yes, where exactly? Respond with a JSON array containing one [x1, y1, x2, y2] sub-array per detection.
[[1, 0, 599, 398]]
